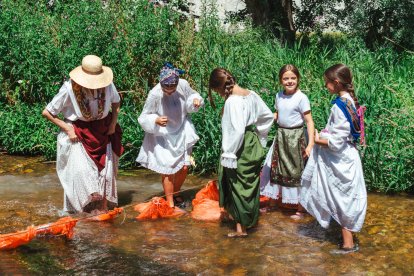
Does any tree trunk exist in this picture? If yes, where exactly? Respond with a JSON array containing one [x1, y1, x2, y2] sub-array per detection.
[[244, 0, 296, 45]]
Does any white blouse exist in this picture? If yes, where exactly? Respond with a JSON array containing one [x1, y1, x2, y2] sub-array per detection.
[[326, 93, 356, 151], [275, 89, 311, 128], [46, 80, 120, 121], [136, 79, 204, 174], [221, 91, 274, 169]]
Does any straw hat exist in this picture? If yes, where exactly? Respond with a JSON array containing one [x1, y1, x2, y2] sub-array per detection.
[[69, 55, 113, 89]]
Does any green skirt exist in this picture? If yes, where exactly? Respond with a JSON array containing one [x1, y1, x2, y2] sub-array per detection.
[[270, 126, 307, 187], [218, 126, 266, 228]]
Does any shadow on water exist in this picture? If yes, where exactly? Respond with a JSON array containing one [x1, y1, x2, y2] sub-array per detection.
[[1, 154, 414, 275]]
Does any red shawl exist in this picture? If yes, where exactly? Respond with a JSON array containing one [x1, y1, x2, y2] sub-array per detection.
[[73, 113, 123, 172]]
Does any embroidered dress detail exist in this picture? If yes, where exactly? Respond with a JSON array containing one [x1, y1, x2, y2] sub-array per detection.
[[332, 96, 361, 143], [73, 85, 106, 120], [357, 106, 367, 145]]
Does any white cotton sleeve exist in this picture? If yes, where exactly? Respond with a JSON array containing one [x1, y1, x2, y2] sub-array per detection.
[[46, 84, 69, 116], [138, 93, 168, 136], [180, 79, 204, 113], [328, 106, 351, 151], [254, 93, 274, 147], [110, 83, 121, 103], [299, 94, 311, 113], [220, 98, 246, 169]]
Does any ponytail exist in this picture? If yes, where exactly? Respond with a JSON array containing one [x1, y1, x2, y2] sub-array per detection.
[[324, 64, 360, 109], [208, 68, 236, 108]]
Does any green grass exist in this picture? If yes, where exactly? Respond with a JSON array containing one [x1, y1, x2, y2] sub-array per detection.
[[0, 0, 413, 193]]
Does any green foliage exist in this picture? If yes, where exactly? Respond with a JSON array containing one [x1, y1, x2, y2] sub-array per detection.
[[295, 0, 414, 51], [0, 0, 413, 193]]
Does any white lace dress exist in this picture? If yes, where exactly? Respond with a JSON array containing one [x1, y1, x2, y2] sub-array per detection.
[[46, 80, 121, 212], [299, 93, 367, 231], [260, 90, 311, 204], [136, 79, 204, 174]]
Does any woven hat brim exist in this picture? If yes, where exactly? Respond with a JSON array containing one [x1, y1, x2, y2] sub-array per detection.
[[69, 65, 113, 89]]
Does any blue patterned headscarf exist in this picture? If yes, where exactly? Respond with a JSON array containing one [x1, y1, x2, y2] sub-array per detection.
[[159, 62, 185, 86]]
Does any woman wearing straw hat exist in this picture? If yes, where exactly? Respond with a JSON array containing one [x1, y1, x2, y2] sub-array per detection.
[[137, 63, 204, 208], [42, 55, 124, 214]]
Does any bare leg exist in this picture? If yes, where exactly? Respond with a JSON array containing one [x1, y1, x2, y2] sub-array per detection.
[[291, 203, 306, 220], [228, 223, 248, 237], [162, 174, 175, 207], [173, 166, 188, 193], [342, 228, 354, 248], [236, 223, 247, 235]]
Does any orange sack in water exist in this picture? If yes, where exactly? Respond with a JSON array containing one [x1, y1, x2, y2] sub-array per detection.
[[192, 180, 219, 205], [36, 217, 78, 239], [191, 180, 222, 222], [0, 226, 36, 250], [89, 207, 124, 222], [134, 197, 186, 220]]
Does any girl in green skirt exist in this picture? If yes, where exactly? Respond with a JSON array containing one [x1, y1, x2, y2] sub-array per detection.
[[260, 64, 315, 219], [208, 68, 274, 237]]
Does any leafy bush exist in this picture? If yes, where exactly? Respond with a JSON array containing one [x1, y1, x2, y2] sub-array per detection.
[[0, 0, 413, 193]]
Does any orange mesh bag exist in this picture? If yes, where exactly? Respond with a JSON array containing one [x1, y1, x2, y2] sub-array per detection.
[[192, 180, 219, 206], [191, 199, 221, 221], [191, 180, 221, 222], [135, 197, 186, 220], [36, 217, 78, 239], [90, 208, 124, 222], [0, 226, 36, 250], [134, 202, 152, 213], [260, 196, 270, 208]]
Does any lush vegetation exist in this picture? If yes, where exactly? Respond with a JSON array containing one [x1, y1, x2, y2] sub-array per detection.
[[0, 0, 413, 193]]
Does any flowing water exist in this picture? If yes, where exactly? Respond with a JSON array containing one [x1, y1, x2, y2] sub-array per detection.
[[0, 154, 413, 275]]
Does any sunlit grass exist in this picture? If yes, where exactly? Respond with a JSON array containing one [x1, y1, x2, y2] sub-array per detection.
[[0, 0, 413, 193]]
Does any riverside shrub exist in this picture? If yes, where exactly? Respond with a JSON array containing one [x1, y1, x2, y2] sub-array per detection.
[[0, 0, 413, 193]]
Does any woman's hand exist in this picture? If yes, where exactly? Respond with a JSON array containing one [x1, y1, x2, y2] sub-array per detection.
[[106, 122, 116, 135], [66, 126, 79, 143], [193, 98, 201, 108], [305, 145, 312, 157], [156, 116, 168, 127], [314, 128, 320, 143]]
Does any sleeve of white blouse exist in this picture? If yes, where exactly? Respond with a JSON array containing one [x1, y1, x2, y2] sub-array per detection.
[[138, 93, 168, 136], [220, 99, 246, 169], [328, 106, 351, 151], [299, 94, 311, 113], [110, 83, 121, 103], [183, 80, 204, 113], [255, 94, 274, 147], [46, 84, 69, 116]]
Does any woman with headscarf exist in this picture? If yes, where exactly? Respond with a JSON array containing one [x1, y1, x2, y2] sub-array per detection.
[[42, 55, 124, 214], [137, 63, 204, 208]]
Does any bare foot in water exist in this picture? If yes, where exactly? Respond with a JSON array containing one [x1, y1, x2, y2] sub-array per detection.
[[90, 193, 103, 202]]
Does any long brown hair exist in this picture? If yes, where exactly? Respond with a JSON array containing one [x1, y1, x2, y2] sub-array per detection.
[[324, 64, 360, 109], [208, 68, 236, 108], [278, 64, 300, 85]]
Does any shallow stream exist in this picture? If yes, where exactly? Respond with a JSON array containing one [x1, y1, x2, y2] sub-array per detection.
[[0, 154, 413, 275]]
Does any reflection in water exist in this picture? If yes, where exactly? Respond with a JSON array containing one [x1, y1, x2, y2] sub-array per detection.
[[0, 154, 413, 274]]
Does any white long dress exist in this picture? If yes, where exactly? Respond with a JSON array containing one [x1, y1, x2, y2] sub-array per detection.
[[260, 90, 311, 204], [46, 80, 121, 212], [136, 79, 204, 175], [299, 93, 367, 232]]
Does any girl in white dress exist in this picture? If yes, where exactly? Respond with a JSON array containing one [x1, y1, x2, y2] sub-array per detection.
[[137, 63, 204, 208], [260, 64, 315, 219], [209, 68, 274, 237], [300, 64, 367, 253], [42, 55, 123, 214]]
